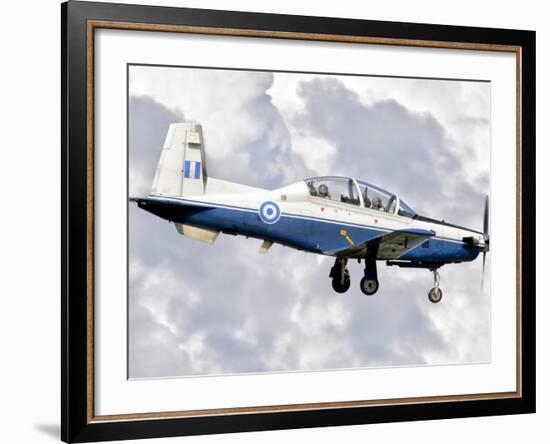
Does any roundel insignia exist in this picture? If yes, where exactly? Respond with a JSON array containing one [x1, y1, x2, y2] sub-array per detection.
[[259, 201, 281, 224]]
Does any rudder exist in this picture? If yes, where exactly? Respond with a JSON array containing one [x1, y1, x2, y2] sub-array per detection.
[[151, 122, 207, 197]]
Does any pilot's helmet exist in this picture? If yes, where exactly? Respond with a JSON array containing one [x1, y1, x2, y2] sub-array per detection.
[[372, 196, 382, 209], [318, 184, 329, 197]]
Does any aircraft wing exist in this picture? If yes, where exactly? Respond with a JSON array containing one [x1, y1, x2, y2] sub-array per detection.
[[328, 228, 435, 259]]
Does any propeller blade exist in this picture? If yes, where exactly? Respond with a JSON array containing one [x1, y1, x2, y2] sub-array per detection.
[[483, 195, 489, 244], [481, 251, 486, 291]]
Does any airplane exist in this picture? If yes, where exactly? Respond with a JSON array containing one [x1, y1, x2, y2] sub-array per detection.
[[131, 122, 490, 303]]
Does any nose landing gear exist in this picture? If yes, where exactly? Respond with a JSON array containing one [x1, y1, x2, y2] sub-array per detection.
[[330, 258, 351, 293], [428, 269, 443, 303]]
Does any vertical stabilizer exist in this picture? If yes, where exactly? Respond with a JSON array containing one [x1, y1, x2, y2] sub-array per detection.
[[151, 122, 207, 197]]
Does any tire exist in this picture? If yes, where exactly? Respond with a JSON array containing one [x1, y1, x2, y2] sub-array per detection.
[[428, 287, 443, 303], [332, 271, 351, 293], [360, 277, 379, 296]]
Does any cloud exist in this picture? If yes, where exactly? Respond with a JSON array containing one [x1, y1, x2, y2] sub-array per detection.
[[128, 96, 184, 197], [290, 76, 489, 227], [128, 67, 490, 378], [129, 66, 311, 189]]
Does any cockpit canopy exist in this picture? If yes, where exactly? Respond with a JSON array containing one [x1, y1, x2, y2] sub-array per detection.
[[305, 176, 416, 218]]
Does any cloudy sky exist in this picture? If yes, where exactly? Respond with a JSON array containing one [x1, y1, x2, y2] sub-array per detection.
[[128, 65, 491, 379]]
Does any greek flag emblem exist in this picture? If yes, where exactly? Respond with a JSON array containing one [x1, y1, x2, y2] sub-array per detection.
[[259, 201, 281, 224], [184, 160, 201, 179]]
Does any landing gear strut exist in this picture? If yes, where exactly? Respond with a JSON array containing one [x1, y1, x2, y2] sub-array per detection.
[[428, 269, 443, 303], [330, 258, 350, 293], [360, 259, 379, 296]]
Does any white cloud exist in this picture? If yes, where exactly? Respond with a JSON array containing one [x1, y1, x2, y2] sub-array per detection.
[[130, 66, 274, 158]]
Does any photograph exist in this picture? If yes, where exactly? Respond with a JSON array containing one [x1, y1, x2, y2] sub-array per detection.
[[127, 65, 492, 379], [56, 1, 536, 442]]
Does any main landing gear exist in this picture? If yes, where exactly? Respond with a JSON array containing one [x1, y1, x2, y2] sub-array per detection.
[[428, 269, 443, 303], [360, 259, 379, 296], [330, 258, 351, 293], [329, 258, 379, 295]]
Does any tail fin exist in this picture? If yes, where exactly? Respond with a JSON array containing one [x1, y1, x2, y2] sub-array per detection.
[[151, 122, 207, 197]]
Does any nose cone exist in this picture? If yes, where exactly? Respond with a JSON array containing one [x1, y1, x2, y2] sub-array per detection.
[[460, 230, 485, 261]]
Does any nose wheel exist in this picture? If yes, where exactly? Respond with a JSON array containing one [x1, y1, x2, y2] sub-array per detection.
[[428, 269, 443, 303], [330, 258, 351, 293]]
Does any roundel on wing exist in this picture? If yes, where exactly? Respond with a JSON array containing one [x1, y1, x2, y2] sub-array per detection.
[[258, 201, 281, 224]]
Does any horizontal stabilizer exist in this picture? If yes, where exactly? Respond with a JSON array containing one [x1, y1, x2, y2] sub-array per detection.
[[175, 223, 219, 244], [129, 196, 216, 209]]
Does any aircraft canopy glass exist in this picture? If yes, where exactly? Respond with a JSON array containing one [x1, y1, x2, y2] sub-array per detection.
[[305, 176, 416, 218], [356, 180, 396, 213], [305, 177, 361, 206], [398, 199, 416, 218]]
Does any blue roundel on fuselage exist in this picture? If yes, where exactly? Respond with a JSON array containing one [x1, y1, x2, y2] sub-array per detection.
[[259, 201, 281, 224]]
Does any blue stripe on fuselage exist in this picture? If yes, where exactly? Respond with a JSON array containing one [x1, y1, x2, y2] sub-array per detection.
[[138, 199, 482, 263]]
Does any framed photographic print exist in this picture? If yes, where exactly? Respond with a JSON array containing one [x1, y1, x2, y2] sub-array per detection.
[[61, 1, 536, 442]]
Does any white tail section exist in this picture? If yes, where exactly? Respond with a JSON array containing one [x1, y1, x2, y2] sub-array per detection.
[[151, 122, 207, 197]]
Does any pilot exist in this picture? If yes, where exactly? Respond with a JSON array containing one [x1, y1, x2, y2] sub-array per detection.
[[318, 183, 330, 198], [371, 196, 383, 210], [306, 181, 318, 196], [363, 191, 371, 208]]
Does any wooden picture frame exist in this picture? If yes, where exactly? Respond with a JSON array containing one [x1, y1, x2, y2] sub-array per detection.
[[62, 1, 535, 442]]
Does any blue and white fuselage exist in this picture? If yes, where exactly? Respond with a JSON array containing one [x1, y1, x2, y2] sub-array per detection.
[[132, 122, 489, 302]]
